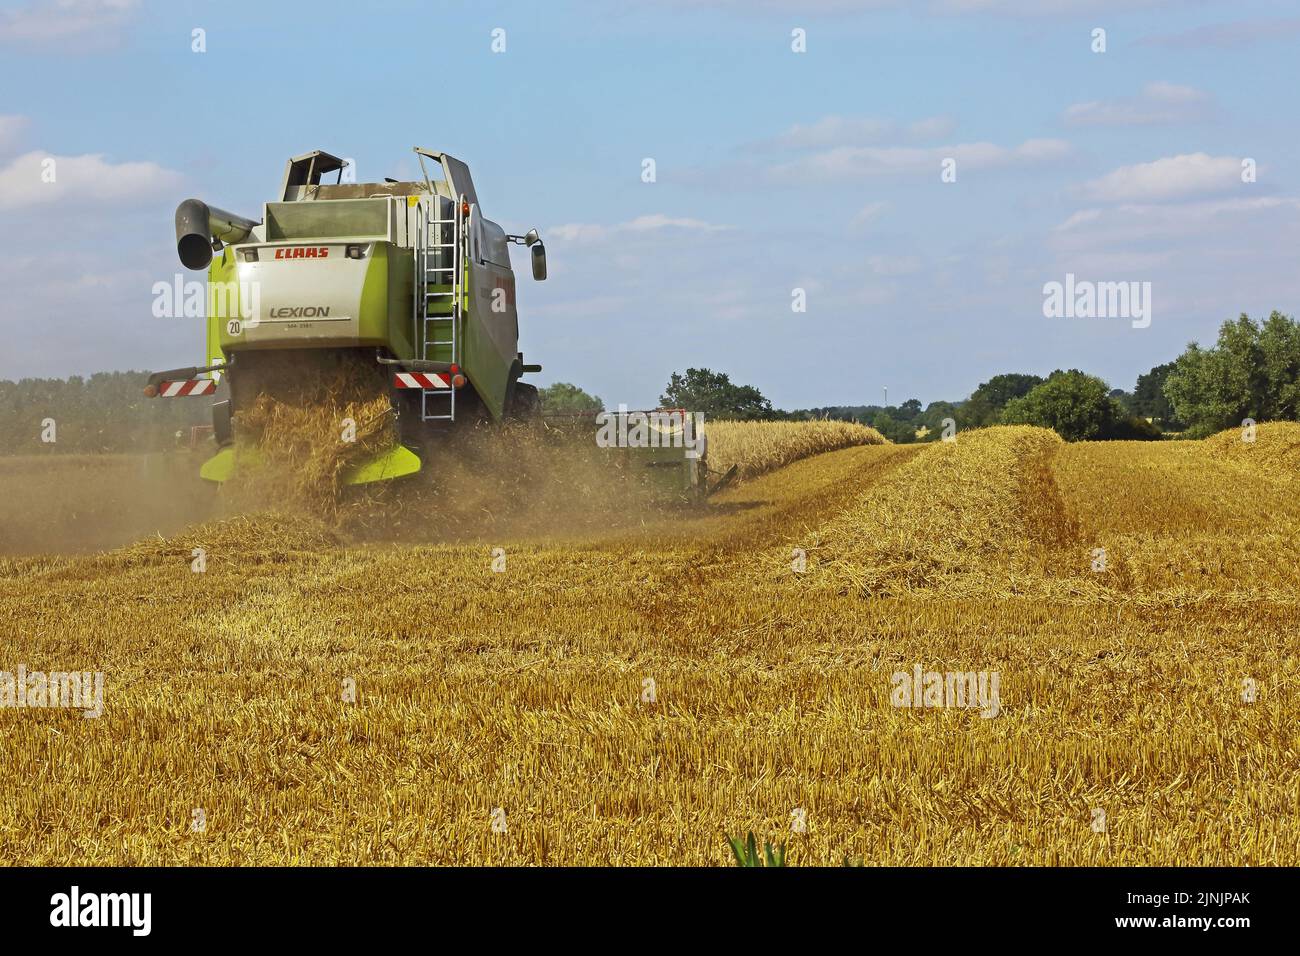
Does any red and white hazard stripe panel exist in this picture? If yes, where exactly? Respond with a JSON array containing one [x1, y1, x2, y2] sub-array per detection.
[[158, 379, 216, 397], [394, 372, 452, 389]]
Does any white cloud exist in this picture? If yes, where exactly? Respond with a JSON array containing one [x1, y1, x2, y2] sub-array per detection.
[[0, 115, 29, 153], [762, 117, 894, 150], [657, 0, 1170, 15], [1063, 82, 1212, 128], [1045, 195, 1300, 318], [0, 237, 198, 380], [906, 116, 957, 141], [1138, 17, 1300, 50], [0, 0, 139, 50], [1076, 153, 1245, 203], [867, 254, 922, 276], [1054, 196, 1300, 241], [774, 137, 1070, 180], [1054, 208, 1102, 232], [760, 115, 954, 149], [0, 150, 184, 209], [549, 214, 730, 243], [936, 0, 1173, 12], [655, 0, 899, 13], [852, 200, 889, 225]]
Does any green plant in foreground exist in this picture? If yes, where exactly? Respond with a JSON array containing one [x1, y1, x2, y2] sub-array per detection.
[[726, 832, 787, 867]]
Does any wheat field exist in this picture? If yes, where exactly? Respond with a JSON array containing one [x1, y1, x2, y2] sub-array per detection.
[[703, 419, 885, 480], [0, 423, 1296, 865]]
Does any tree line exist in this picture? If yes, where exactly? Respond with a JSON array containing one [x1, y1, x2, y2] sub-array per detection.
[[541, 310, 1300, 443], [0, 372, 207, 454], [542, 310, 1300, 443], [5, 310, 1296, 453]]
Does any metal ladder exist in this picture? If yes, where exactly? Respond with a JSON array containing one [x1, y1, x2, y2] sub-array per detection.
[[413, 193, 463, 422]]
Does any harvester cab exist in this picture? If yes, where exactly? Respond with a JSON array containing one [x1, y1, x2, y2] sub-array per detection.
[[147, 147, 548, 485]]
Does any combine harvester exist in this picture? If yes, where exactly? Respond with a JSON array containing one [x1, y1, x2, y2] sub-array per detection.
[[147, 147, 719, 498]]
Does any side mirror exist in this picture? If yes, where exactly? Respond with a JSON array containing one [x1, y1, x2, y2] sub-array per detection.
[[531, 242, 547, 281], [524, 228, 540, 247]]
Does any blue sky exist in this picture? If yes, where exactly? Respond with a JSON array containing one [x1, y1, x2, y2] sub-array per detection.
[[2, 0, 1298, 409]]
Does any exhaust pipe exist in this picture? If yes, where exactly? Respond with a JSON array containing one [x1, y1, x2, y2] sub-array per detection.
[[175, 198, 259, 270]]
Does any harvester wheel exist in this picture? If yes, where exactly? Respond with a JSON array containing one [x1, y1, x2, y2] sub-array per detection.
[[211, 377, 233, 446], [506, 379, 540, 421]]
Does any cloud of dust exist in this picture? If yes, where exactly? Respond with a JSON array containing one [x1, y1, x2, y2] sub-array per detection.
[[1, 355, 694, 558], [341, 418, 686, 545], [219, 357, 398, 521]]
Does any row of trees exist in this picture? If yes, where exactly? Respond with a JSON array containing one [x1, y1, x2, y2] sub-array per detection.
[[541, 369, 774, 421], [7, 312, 1295, 452], [542, 311, 1300, 443], [1161, 311, 1300, 437], [0, 372, 207, 454], [783, 370, 1157, 443], [1001, 371, 1160, 441]]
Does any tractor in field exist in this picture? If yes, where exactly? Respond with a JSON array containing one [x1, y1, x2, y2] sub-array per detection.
[[146, 148, 548, 484], [146, 147, 719, 499]]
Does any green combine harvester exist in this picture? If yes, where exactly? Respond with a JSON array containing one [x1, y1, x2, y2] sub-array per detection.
[[147, 147, 721, 497]]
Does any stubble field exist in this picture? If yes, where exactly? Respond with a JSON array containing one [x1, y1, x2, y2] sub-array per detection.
[[0, 422, 1296, 865]]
